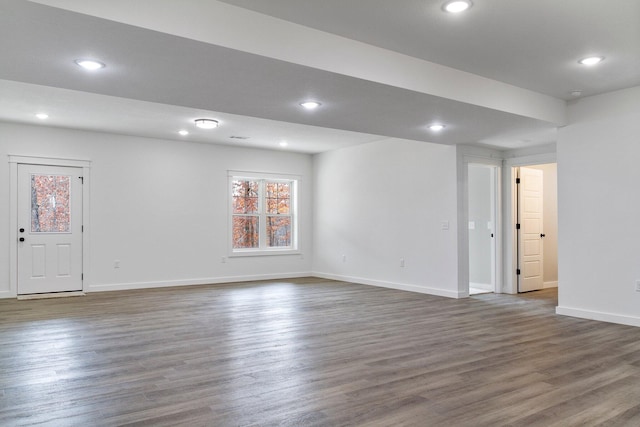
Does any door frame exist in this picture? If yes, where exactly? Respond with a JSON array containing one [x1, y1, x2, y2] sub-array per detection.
[[467, 163, 499, 293], [459, 150, 502, 296], [9, 156, 91, 298], [503, 152, 556, 294]]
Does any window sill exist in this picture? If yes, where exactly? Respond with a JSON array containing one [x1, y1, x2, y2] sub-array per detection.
[[229, 249, 301, 258]]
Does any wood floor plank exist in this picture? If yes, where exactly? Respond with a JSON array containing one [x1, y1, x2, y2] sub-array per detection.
[[0, 279, 639, 426]]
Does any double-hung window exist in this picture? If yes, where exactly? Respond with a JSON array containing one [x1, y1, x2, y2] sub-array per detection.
[[229, 172, 298, 255]]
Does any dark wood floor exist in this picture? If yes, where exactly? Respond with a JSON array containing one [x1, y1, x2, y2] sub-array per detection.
[[1, 278, 639, 426]]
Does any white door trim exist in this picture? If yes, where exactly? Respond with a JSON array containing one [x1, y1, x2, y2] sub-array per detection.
[[8, 155, 91, 298]]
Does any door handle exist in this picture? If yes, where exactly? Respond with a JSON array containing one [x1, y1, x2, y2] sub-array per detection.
[[19, 237, 25, 242], [540, 233, 546, 238], [19, 228, 24, 233]]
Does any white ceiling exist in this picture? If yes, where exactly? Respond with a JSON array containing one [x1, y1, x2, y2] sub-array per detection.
[[0, 80, 386, 153], [219, 0, 640, 100], [0, 0, 637, 153]]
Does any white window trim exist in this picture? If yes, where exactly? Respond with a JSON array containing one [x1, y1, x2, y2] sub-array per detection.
[[228, 170, 300, 257]]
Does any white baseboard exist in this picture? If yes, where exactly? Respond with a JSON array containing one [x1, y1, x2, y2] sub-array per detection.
[[470, 282, 493, 291], [88, 272, 313, 293], [312, 271, 463, 299], [0, 290, 16, 299], [556, 306, 640, 328], [543, 281, 559, 289]]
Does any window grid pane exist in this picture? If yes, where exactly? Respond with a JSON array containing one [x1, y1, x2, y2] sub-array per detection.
[[265, 181, 291, 215], [232, 215, 259, 249], [232, 180, 259, 214], [267, 215, 291, 247]]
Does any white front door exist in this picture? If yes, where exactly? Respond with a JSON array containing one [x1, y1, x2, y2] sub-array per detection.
[[518, 167, 544, 292], [17, 164, 83, 295]]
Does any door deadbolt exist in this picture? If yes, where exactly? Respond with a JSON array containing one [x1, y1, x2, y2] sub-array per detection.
[[19, 228, 24, 233]]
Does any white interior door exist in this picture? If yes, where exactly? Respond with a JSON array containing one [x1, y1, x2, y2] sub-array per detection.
[[468, 164, 496, 293], [518, 167, 544, 292], [18, 164, 83, 295]]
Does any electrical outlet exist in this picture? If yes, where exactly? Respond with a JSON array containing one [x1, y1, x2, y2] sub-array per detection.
[[636, 280, 640, 292], [342, 254, 347, 263], [114, 260, 120, 269], [221, 257, 227, 264], [400, 258, 405, 268]]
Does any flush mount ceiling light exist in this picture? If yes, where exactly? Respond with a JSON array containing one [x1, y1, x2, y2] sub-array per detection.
[[578, 56, 604, 66], [429, 124, 446, 131], [300, 101, 321, 110], [442, 0, 472, 13], [35, 113, 49, 120], [570, 90, 583, 97], [74, 59, 106, 71], [194, 119, 219, 129], [279, 141, 289, 147], [178, 130, 189, 136]]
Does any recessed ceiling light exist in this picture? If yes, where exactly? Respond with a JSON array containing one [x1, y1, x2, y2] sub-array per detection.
[[279, 141, 289, 147], [578, 56, 604, 66], [74, 59, 106, 71], [300, 101, 321, 110], [178, 130, 189, 136], [35, 113, 49, 120], [429, 124, 446, 131], [570, 90, 583, 97], [194, 119, 219, 129], [442, 0, 472, 13]]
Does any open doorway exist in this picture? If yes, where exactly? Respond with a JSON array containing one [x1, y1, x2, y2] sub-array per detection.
[[514, 163, 558, 293], [468, 164, 497, 295]]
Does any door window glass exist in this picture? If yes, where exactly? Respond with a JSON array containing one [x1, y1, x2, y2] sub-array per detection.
[[31, 175, 71, 233]]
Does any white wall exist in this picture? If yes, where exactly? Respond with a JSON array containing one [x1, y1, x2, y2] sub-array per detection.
[[557, 86, 640, 326], [0, 122, 313, 296], [312, 138, 461, 298]]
